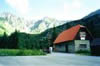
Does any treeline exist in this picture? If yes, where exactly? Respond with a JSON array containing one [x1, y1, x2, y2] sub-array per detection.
[[0, 27, 57, 50], [0, 31, 48, 49]]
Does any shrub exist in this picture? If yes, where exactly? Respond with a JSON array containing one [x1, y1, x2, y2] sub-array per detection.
[[0, 49, 46, 56], [76, 50, 91, 56]]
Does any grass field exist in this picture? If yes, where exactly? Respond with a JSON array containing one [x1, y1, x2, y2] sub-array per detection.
[[0, 49, 46, 56]]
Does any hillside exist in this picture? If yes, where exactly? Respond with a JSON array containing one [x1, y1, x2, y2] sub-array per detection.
[[84, 9, 100, 19]]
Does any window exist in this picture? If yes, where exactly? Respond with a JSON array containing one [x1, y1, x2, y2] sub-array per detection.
[[80, 32, 86, 40], [79, 44, 87, 48]]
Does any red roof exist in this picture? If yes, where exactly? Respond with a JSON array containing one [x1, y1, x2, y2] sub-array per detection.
[[54, 24, 85, 44]]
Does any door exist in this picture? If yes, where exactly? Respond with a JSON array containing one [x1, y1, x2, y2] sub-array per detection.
[[65, 45, 68, 53], [68, 44, 75, 53]]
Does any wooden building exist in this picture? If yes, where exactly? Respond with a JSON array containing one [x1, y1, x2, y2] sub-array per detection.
[[54, 24, 93, 53]]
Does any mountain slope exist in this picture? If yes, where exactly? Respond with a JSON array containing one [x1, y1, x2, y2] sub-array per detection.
[[84, 9, 100, 19], [0, 13, 31, 35], [0, 13, 68, 35], [31, 17, 67, 34]]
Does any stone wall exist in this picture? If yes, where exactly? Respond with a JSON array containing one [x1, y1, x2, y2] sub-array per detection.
[[74, 40, 90, 52]]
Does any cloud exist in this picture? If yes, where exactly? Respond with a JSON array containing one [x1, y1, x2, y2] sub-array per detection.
[[72, 0, 82, 8], [6, 0, 30, 15], [63, 0, 84, 20]]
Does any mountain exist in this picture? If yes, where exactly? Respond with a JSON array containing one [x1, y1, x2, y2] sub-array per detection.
[[0, 13, 33, 35], [1, 9, 100, 36], [82, 9, 100, 38], [84, 9, 100, 19], [0, 13, 68, 35], [30, 17, 68, 34]]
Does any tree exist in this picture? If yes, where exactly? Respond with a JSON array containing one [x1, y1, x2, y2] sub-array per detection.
[[66, 23, 71, 29], [51, 25, 57, 46], [47, 24, 57, 47], [0, 32, 8, 48], [9, 30, 19, 49]]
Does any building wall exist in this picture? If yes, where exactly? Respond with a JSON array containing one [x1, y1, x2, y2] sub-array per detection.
[[54, 44, 66, 52], [54, 40, 90, 53], [54, 41, 74, 53], [74, 40, 90, 52], [68, 44, 75, 53]]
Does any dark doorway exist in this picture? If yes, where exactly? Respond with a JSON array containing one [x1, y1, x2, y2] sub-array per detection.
[[65, 45, 68, 53], [91, 46, 100, 56]]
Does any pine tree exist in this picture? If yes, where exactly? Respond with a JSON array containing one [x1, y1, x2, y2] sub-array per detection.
[[51, 24, 57, 46], [0, 32, 8, 48], [9, 30, 19, 49]]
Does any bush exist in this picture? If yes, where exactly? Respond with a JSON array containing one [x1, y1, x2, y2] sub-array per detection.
[[0, 49, 46, 56], [76, 50, 91, 56]]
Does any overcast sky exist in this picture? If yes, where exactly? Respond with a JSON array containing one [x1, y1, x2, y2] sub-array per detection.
[[0, 0, 100, 20]]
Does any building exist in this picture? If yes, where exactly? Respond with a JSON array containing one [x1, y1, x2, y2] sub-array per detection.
[[54, 24, 93, 53], [91, 38, 100, 56]]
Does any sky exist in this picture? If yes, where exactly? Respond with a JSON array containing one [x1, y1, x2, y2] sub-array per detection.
[[0, 0, 100, 20]]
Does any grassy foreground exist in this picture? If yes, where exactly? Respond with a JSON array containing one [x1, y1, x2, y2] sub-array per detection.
[[0, 49, 46, 56]]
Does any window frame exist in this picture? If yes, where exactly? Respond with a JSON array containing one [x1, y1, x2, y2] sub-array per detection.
[[79, 44, 87, 49]]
